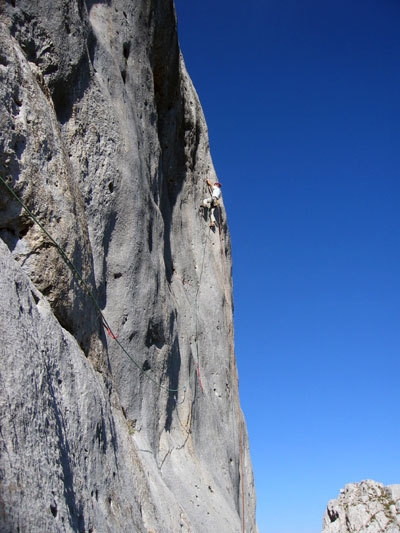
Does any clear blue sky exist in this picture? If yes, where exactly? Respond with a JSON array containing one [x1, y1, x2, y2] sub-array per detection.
[[175, 1, 400, 532]]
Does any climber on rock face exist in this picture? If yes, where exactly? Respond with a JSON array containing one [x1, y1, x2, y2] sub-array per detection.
[[201, 179, 222, 228]]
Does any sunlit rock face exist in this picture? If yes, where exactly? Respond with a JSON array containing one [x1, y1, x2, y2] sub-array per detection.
[[322, 480, 400, 533], [0, 1, 257, 531]]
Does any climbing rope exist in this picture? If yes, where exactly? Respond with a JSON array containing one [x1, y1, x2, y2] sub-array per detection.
[[0, 174, 185, 394], [3, 173, 247, 522], [170, 180, 246, 529], [191, 181, 226, 392], [167, 203, 211, 433], [190, 183, 214, 394], [239, 416, 246, 533], [201, 183, 246, 530]]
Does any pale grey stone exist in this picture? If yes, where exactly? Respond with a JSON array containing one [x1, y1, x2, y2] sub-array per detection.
[[0, 1, 257, 532], [322, 480, 400, 533]]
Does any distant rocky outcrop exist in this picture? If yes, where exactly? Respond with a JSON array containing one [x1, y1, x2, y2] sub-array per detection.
[[322, 480, 400, 533], [0, 1, 257, 531]]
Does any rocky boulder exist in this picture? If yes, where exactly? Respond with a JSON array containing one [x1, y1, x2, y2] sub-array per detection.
[[322, 480, 400, 533]]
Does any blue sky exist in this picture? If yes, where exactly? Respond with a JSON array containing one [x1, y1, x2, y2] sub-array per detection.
[[175, 1, 400, 532]]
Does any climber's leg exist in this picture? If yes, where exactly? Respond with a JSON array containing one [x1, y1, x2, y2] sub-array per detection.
[[210, 206, 216, 227]]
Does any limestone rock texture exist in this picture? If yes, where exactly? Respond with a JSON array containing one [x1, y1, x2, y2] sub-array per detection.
[[322, 480, 400, 533], [0, 1, 257, 532]]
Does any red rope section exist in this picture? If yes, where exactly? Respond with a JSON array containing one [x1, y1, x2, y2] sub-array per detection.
[[195, 362, 204, 392]]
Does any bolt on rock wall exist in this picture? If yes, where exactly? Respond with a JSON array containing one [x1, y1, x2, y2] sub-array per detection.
[[0, 1, 257, 531]]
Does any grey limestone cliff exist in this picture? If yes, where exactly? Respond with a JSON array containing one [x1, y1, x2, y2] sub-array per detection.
[[322, 480, 400, 533], [0, 0, 257, 531]]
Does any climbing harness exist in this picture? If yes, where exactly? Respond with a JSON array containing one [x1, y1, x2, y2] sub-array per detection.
[[0, 175, 185, 394]]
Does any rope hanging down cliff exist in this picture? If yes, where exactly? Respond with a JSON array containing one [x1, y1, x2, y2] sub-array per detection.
[[191, 214, 210, 393], [0, 175, 186, 394], [191, 178, 225, 393]]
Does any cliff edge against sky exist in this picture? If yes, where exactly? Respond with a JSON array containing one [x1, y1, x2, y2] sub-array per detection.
[[0, 1, 257, 531], [322, 480, 400, 533]]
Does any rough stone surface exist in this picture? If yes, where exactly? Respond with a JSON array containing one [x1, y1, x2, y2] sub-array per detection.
[[0, 1, 257, 532], [322, 480, 400, 533]]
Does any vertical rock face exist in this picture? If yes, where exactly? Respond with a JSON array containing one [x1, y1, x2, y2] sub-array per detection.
[[322, 480, 400, 533], [0, 1, 257, 532]]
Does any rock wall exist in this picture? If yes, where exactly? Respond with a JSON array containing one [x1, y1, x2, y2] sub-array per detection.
[[0, 1, 257, 531], [322, 480, 400, 533]]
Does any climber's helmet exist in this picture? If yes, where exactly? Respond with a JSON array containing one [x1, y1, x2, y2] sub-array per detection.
[[214, 182, 222, 188]]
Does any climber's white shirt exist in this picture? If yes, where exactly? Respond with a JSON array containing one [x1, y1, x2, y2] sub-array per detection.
[[212, 186, 221, 200]]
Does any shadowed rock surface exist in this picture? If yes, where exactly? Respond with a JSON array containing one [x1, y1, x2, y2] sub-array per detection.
[[0, 1, 257, 531], [322, 480, 400, 533]]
